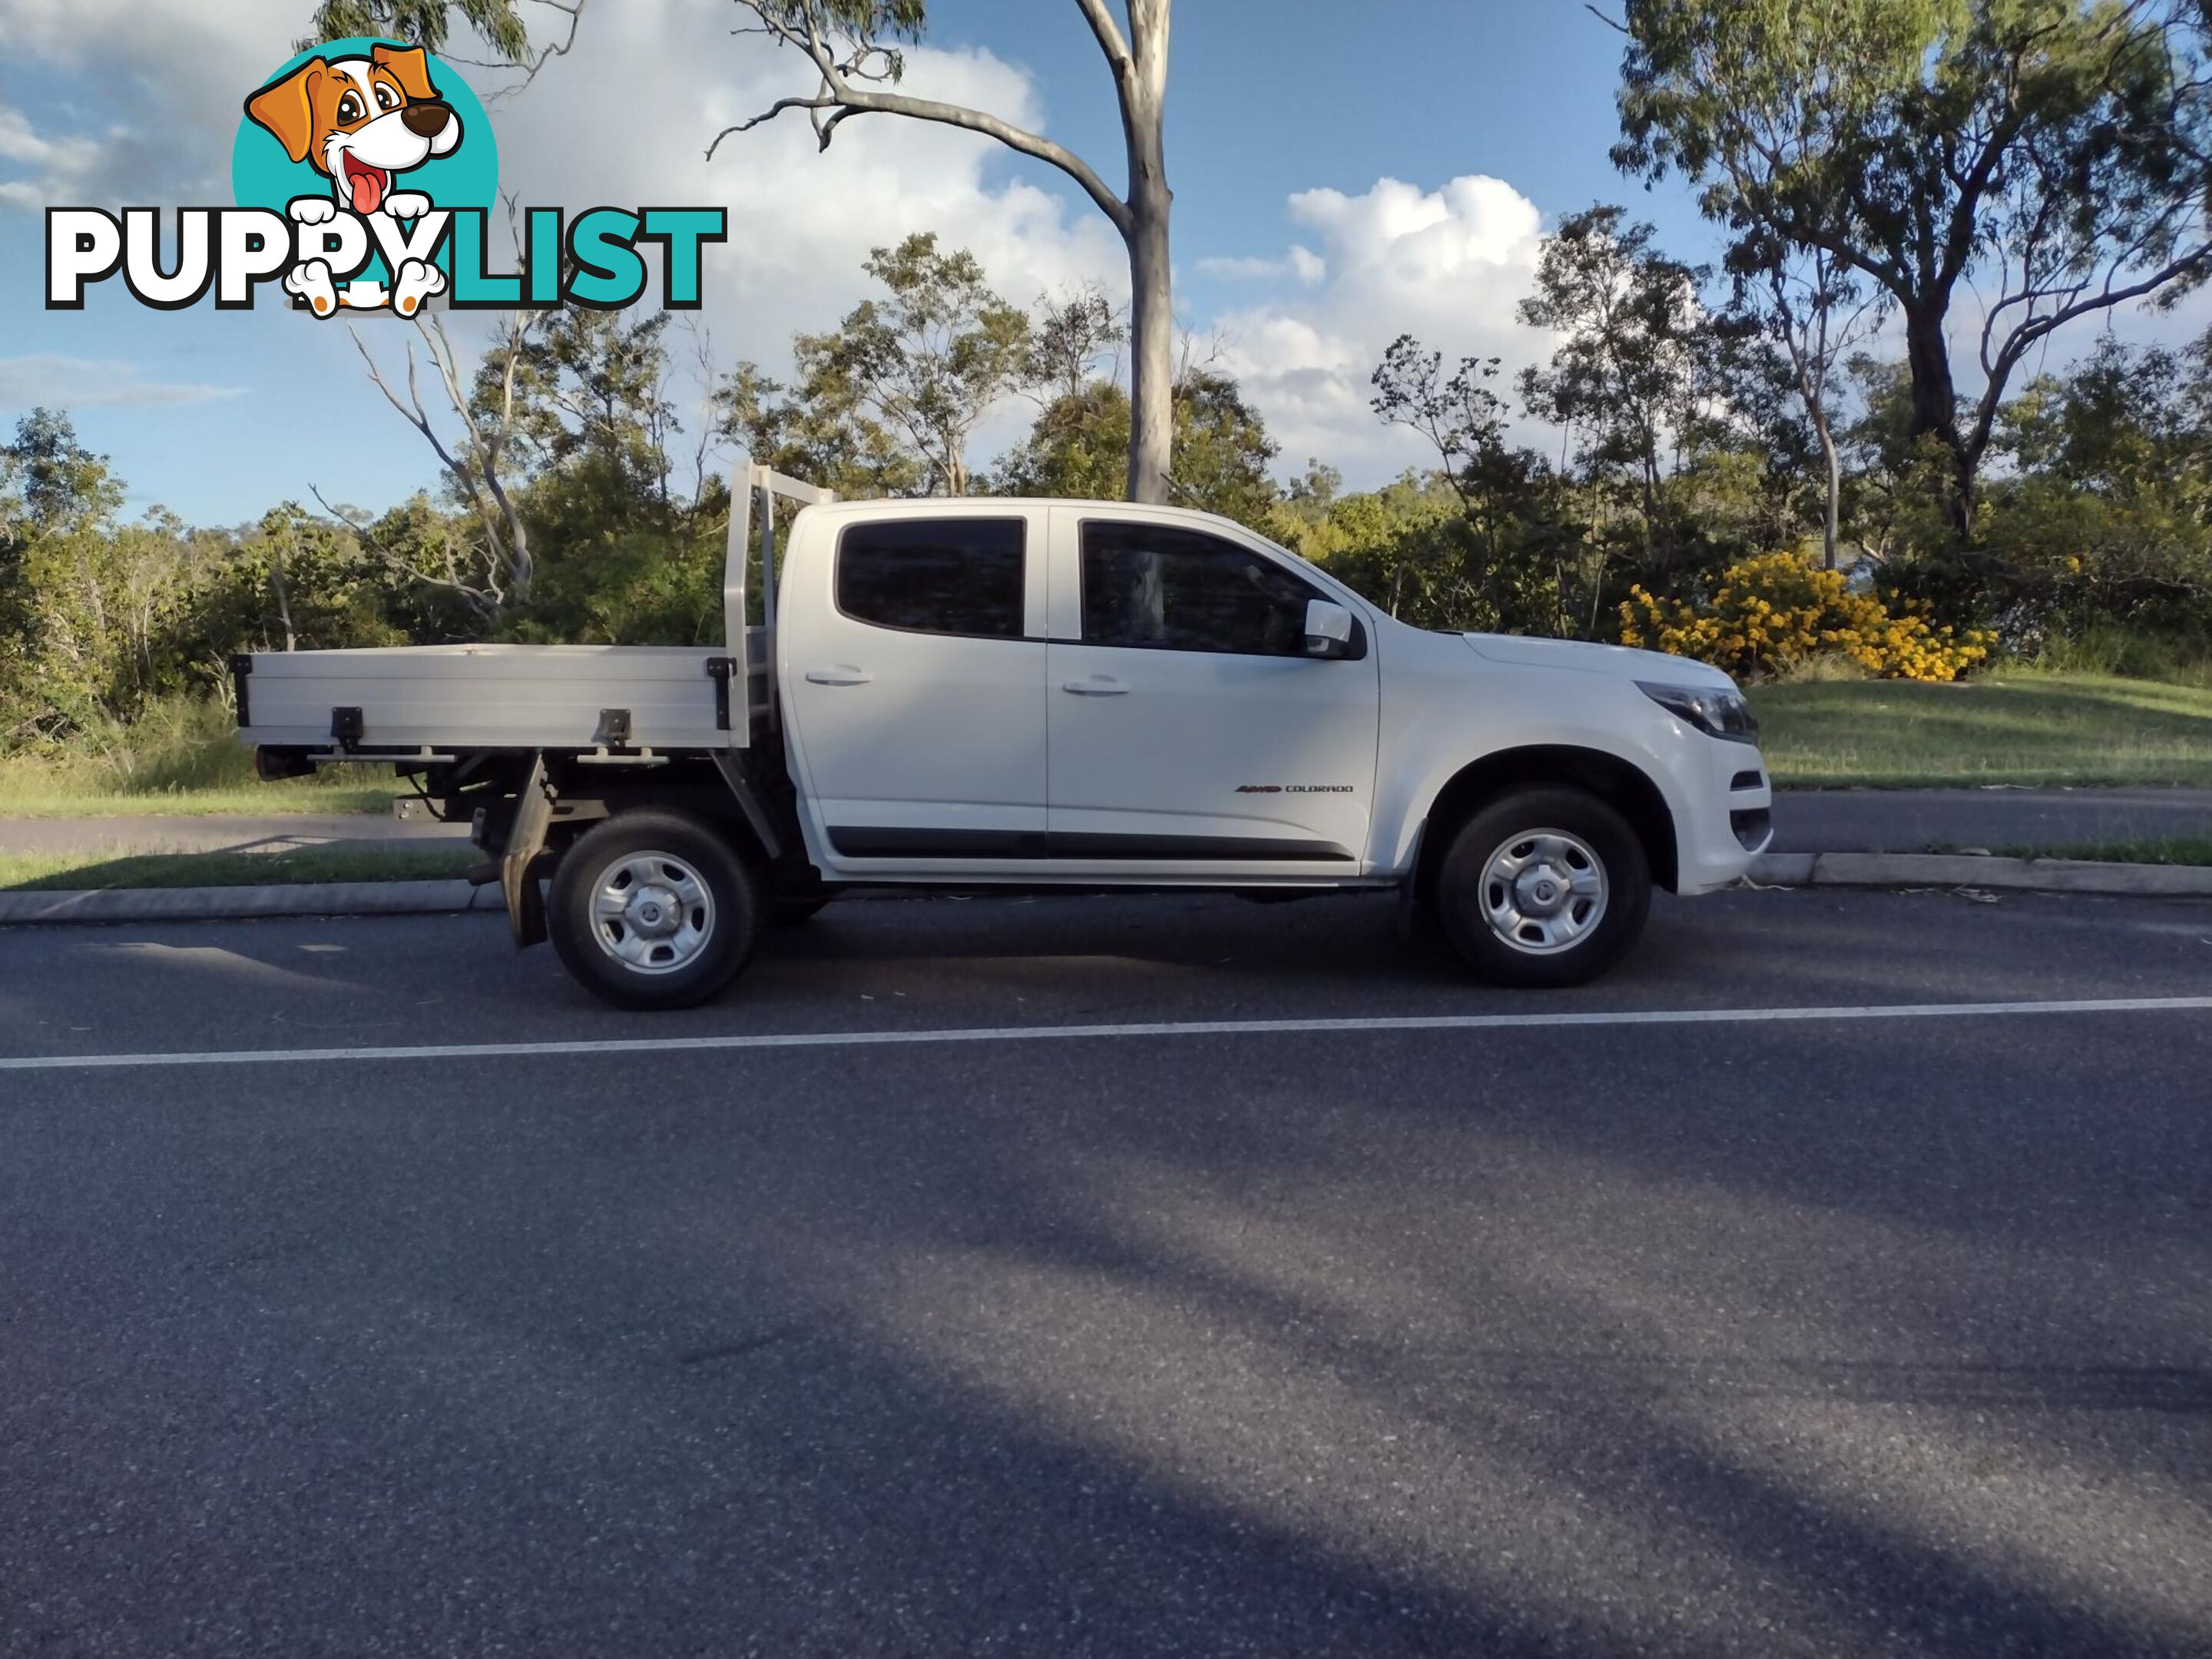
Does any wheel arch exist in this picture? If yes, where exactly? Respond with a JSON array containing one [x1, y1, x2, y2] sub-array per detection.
[[532, 755, 788, 867], [1410, 745, 1680, 908]]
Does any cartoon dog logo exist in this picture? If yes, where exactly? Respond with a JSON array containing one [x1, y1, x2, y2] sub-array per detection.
[[244, 44, 461, 316]]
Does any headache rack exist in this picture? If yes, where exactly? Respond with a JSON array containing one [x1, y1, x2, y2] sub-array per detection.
[[725, 452, 836, 737]]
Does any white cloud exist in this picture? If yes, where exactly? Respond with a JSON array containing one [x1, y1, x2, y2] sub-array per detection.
[[0, 0, 298, 205], [0, 355, 244, 406], [480, 1, 1128, 356], [1199, 246, 1325, 285], [0, 0, 1555, 495], [1210, 174, 1552, 480], [456, 0, 1132, 475], [0, 0, 1126, 478], [0, 105, 65, 163], [0, 104, 124, 205]]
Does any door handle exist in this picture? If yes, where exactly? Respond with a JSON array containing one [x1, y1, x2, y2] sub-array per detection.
[[1061, 677, 1129, 696], [804, 666, 873, 686]]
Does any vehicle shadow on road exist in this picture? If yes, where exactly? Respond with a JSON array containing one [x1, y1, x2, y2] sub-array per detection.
[[8, 897, 2211, 1654]]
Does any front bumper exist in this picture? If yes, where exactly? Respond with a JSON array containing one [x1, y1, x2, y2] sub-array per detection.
[[1674, 741, 1773, 895]]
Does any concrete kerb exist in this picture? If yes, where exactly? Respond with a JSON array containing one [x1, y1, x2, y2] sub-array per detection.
[[0, 880, 498, 926], [3, 854, 2210, 926], [1747, 851, 2212, 898]]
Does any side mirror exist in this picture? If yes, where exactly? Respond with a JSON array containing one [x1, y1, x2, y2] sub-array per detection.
[[1303, 598, 1356, 659]]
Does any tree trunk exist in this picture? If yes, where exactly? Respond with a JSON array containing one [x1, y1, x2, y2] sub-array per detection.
[[1816, 416, 1841, 571], [1121, 0, 1173, 505], [1902, 302, 1971, 538], [273, 527, 297, 651], [1124, 198, 1173, 505]]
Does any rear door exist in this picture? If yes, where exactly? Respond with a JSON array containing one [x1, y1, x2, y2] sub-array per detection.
[[1044, 507, 1382, 866], [780, 508, 1048, 863]]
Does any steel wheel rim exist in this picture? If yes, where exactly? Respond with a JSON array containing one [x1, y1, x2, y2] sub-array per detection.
[[1478, 827, 1608, 956], [588, 851, 715, 975]]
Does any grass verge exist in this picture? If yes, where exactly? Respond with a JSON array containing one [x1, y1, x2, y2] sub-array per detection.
[[1748, 672, 2212, 788], [0, 697, 398, 818], [0, 784, 402, 818], [1957, 838, 2212, 867], [0, 846, 478, 892]]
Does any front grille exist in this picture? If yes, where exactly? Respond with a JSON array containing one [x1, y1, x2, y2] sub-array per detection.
[[1730, 769, 1764, 792], [1730, 807, 1773, 852]]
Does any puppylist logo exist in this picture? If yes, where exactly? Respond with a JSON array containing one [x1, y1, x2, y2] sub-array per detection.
[[45, 37, 725, 318]]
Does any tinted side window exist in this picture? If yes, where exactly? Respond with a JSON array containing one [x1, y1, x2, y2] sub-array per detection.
[[1081, 522, 1320, 656], [837, 518, 1027, 639]]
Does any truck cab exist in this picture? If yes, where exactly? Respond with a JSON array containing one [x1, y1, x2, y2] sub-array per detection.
[[239, 462, 1773, 1008]]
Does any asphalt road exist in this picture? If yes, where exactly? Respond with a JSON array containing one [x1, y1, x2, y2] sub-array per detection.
[[1765, 786, 2212, 854], [6, 786, 2210, 860], [3, 888, 2211, 1657]]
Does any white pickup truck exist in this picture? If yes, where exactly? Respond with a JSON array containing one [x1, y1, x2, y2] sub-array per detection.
[[237, 459, 1773, 1008]]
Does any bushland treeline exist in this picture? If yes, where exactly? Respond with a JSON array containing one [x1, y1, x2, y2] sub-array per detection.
[[8, 214, 2212, 750]]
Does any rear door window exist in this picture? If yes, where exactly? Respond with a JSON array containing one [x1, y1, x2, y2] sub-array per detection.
[[837, 518, 1027, 639]]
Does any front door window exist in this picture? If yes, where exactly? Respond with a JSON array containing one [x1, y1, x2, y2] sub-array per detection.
[[1080, 522, 1322, 657]]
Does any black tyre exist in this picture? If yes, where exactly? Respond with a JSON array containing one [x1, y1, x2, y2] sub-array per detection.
[[767, 892, 833, 926], [1432, 786, 1651, 988], [547, 810, 761, 1010]]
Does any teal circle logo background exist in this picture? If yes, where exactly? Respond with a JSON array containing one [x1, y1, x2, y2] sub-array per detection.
[[231, 36, 498, 282]]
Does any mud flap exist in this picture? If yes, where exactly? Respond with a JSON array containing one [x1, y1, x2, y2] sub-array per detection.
[[708, 750, 783, 862], [1394, 820, 1434, 950], [502, 755, 554, 950]]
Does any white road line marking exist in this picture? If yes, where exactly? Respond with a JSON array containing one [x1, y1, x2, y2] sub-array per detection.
[[3, 995, 2210, 1073]]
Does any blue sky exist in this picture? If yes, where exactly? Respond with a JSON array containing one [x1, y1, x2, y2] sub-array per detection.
[[945, 0, 1710, 299], [0, 0, 1717, 526], [0, 0, 2157, 528]]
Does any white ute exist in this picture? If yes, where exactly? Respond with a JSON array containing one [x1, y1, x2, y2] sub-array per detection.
[[236, 459, 1773, 1008]]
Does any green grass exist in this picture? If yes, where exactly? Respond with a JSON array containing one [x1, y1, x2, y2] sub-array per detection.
[[1747, 672, 2212, 788], [0, 846, 478, 892], [1971, 837, 2212, 866], [0, 783, 402, 818], [0, 696, 398, 818]]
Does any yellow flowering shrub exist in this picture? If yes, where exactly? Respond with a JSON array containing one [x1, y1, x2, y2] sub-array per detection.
[[1618, 553, 1994, 683]]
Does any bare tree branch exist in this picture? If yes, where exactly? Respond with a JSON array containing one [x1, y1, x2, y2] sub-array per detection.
[[310, 484, 504, 619], [434, 0, 588, 101], [1073, 0, 1134, 73], [348, 312, 536, 614], [707, 2, 1134, 237]]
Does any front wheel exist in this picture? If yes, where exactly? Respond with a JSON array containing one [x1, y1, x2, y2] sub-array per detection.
[[1432, 786, 1651, 988], [547, 810, 761, 1010], [767, 892, 834, 927]]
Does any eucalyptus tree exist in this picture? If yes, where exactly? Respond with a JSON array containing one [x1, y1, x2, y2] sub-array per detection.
[[791, 233, 1032, 497], [481, 310, 683, 505], [1025, 285, 1127, 405], [1731, 233, 1885, 568], [1515, 206, 1709, 531], [709, 1, 1177, 505], [994, 368, 1281, 530], [1613, 0, 2212, 532], [716, 361, 927, 501], [1369, 337, 1584, 634], [306, 0, 583, 84]]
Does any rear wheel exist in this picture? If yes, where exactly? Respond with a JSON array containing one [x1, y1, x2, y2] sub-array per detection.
[[548, 810, 760, 1010], [1432, 786, 1651, 988]]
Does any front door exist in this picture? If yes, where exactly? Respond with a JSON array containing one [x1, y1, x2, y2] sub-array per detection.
[[781, 508, 1048, 863], [1044, 507, 1381, 866]]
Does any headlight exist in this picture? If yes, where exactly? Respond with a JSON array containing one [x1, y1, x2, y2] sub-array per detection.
[[1637, 680, 1759, 743]]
